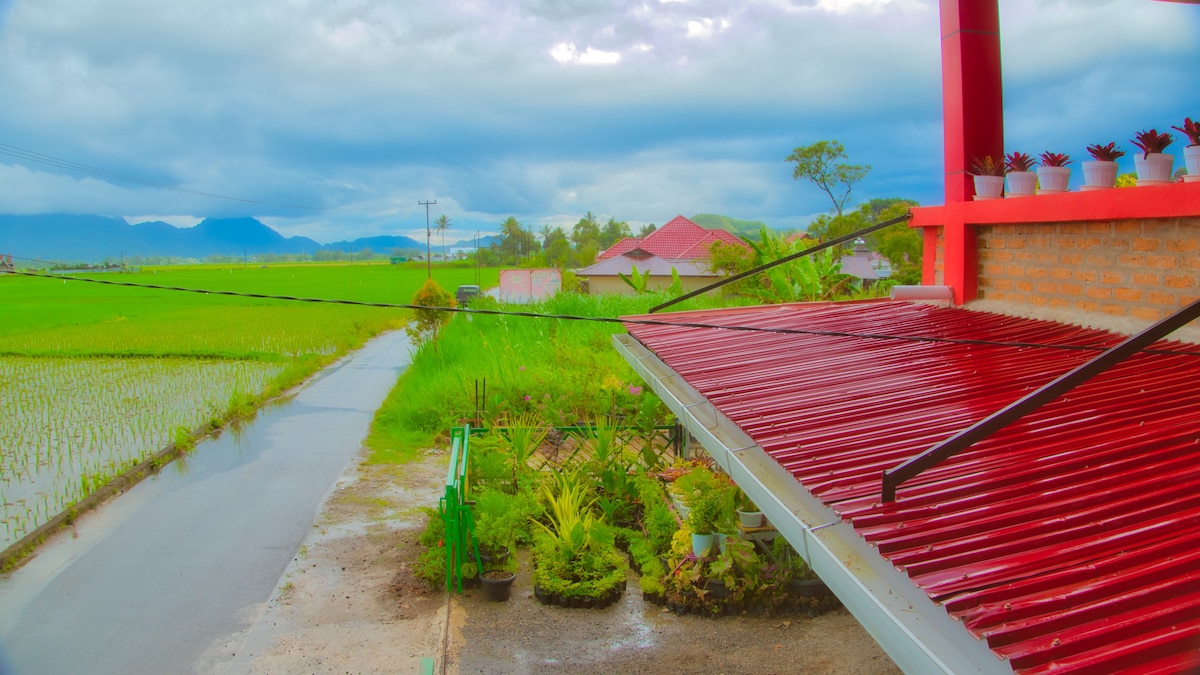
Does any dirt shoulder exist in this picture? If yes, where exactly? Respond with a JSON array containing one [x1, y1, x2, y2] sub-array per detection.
[[226, 449, 901, 675]]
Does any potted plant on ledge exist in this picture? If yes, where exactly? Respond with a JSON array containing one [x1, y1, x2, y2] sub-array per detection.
[[1082, 142, 1125, 190], [1131, 128, 1175, 185], [1172, 117, 1200, 182], [1037, 152, 1072, 194], [969, 155, 1005, 200], [1005, 151, 1038, 197]]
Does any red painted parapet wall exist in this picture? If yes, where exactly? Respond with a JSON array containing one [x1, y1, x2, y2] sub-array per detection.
[[911, 181, 1200, 319]]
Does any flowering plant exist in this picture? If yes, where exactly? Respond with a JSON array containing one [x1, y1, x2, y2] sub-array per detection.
[[1004, 151, 1036, 173], [1172, 117, 1200, 146], [969, 155, 1004, 176], [1086, 142, 1126, 162], [1039, 152, 1072, 167], [1131, 129, 1175, 158]]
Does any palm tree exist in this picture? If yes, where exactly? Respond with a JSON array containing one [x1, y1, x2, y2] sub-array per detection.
[[434, 215, 451, 264]]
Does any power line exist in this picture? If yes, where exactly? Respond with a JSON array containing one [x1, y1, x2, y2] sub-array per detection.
[[0, 143, 330, 211], [6, 268, 1200, 358]]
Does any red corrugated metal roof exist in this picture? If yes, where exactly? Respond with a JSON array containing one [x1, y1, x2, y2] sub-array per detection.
[[623, 300, 1200, 674], [598, 216, 748, 260]]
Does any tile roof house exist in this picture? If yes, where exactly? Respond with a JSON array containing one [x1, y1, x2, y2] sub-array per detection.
[[598, 215, 746, 261], [579, 215, 750, 295]]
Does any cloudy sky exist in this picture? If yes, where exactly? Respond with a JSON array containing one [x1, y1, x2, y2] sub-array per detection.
[[0, 0, 1197, 245]]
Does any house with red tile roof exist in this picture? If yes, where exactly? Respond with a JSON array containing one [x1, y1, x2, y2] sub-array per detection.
[[579, 215, 750, 295], [598, 215, 746, 261]]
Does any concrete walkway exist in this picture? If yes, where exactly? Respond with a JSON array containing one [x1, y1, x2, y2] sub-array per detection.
[[0, 330, 412, 675]]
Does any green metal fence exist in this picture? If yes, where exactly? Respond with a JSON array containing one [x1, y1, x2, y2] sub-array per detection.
[[440, 425, 482, 593], [438, 421, 685, 592]]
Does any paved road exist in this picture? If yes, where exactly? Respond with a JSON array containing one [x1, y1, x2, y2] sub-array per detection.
[[0, 330, 413, 675]]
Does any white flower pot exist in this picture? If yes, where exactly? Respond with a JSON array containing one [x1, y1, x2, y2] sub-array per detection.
[[1006, 171, 1037, 197], [1081, 160, 1118, 190], [1184, 145, 1200, 182], [737, 510, 764, 528], [1036, 166, 1071, 193], [972, 175, 1005, 200], [1134, 152, 1174, 185]]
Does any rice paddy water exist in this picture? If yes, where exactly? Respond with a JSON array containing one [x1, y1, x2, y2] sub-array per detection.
[[0, 262, 490, 555]]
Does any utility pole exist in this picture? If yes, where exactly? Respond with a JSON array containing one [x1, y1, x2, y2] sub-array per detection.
[[474, 231, 480, 285], [419, 200, 437, 279]]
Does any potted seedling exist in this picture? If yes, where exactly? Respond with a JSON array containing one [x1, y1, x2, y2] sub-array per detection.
[[1036, 152, 1073, 193], [968, 155, 1006, 200], [1004, 151, 1038, 197], [1131, 128, 1175, 185], [686, 488, 722, 557], [1171, 117, 1200, 181], [1082, 142, 1125, 190]]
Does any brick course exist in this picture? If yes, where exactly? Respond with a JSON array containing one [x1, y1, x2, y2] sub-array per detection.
[[976, 218, 1199, 321]]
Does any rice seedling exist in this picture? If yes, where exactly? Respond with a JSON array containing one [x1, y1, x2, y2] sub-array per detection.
[[0, 356, 288, 549], [1, 262, 488, 554]]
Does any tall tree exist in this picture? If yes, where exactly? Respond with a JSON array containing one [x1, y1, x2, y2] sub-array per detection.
[[600, 217, 631, 249], [786, 140, 869, 216], [497, 216, 536, 264], [542, 227, 572, 268], [571, 211, 600, 249], [638, 223, 657, 238], [433, 214, 451, 263]]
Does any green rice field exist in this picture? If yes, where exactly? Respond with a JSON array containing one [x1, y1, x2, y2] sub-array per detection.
[[0, 262, 494, 554]]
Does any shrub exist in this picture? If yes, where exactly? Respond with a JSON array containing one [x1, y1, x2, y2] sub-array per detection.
[[405, 278, 456, 349]]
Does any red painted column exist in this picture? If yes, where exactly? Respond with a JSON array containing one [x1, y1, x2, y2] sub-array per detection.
[[939, 0, 1003, 303]]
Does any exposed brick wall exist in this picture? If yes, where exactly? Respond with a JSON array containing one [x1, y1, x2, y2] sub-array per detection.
[[975, 218, 1200, 322]]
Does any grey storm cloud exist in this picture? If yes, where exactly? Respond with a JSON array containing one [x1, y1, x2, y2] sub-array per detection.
[[0, 0, 1196, 243]]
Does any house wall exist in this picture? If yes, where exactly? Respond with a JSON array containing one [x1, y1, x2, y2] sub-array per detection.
[[974, 217, 1200, 322], [586, 275, 718, 296]]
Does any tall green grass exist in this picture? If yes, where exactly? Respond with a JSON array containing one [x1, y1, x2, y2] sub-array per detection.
[[366, 289, 734, 462]]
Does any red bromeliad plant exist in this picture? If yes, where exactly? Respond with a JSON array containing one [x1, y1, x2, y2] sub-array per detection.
[[1039, 152, 1072, 167], [1004, 151, 1036, 173], [969, 155, 1005, 176], [1086, 143, 1126, 162], [1131, 129, 1175, 158], [1172, 118, 1200, 146]]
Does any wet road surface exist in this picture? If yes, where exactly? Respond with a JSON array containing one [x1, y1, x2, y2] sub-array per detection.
[[0, 330, 412, 675]]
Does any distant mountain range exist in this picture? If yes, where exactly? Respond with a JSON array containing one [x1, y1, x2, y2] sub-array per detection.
[[0, 214, 437, 263]]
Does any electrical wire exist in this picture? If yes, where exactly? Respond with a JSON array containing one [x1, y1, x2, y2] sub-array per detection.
[[6, 268, 1200, 358], [0, 143, 330, 211]]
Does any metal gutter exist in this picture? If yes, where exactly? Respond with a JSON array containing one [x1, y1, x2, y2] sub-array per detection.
[[614, 333, 1011, 675]]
